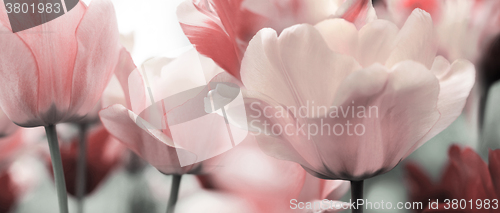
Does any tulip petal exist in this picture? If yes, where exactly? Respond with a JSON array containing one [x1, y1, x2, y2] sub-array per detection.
[[356, 20, 399, 67], [113, 48, 137, 109], [69, 0, 120, 120], [0, 22, 40, 126], [241, 25, 361, 114], [99, 104, 198, 175], [309, 61, 440, 179], [177, 0, 242, 79], [404, 58, 475, 158], [386, 9, 437, 69], [489, 149, 500, 197], [315, 18, 358, 56]]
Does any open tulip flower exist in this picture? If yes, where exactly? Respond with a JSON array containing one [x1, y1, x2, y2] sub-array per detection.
[[100, 49, 249, 212], [240, 8, 475, 206], [406, 145, 500, 212], [0, 0, 124, 127], [177, 0, 376, 79]]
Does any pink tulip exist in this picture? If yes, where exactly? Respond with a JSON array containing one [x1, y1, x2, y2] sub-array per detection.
[[197, 136, 349, 212], [177, 0, 376, 80], [0, 0, 123, 127], [240, 9, 475, 180], [99, 49, 244, 175]]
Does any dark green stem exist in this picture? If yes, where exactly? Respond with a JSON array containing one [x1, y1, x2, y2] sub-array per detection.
[[76, 124, 88, 213], [166, 175, 182, 213], [351, 180, 364, 213], [45, 125, 69, 213]]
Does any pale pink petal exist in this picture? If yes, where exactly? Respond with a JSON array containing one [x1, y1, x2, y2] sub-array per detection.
[[315, 19, 358, 56], [0, 22, 40, 127], [310, 62, 440, 179], [112, 48, 137, 109], [385, 9, 437, 69], [99, 104, 199, 175], [356, 20, 399, 67], [404, 58, 475, 158], [69, 0, 121, 120]]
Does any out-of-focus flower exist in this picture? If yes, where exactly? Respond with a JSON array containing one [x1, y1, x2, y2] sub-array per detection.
[[0, 0, 124, 127], [379, 0, 500, 63], [0, 129, 38, 213], [47, 125, 125, 196], [197, 137, 349, 212], [177, 0, 376, 79], [406, 145, 500, 212], [0, 169, 18, 213], [0, 130, 24, 170], [99, 49, 245, 175], [240, 9, 475, 180], [175, 190, 257, 213]]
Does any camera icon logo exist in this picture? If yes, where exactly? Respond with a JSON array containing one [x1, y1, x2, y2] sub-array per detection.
[[131, 50, 248, 168]]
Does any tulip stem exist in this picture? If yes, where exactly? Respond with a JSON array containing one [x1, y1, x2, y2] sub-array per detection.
[[76, 124, 88, 213], [45, 125, 69, 213], [166, 175, 182, 213], [351, 180, 364, 213]]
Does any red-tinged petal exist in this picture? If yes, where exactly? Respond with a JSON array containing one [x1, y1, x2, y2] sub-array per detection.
[[489, 149, 500, 197], [386, 9, 437, 69], [338, 0, 377, 28], [68, 0, 120, 120], [99, 104, 199, 175], [0, 170, 16, 213], [85, 126, 124, 195], [405, 162, 434, 193], [177, 0, 241, 79]]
